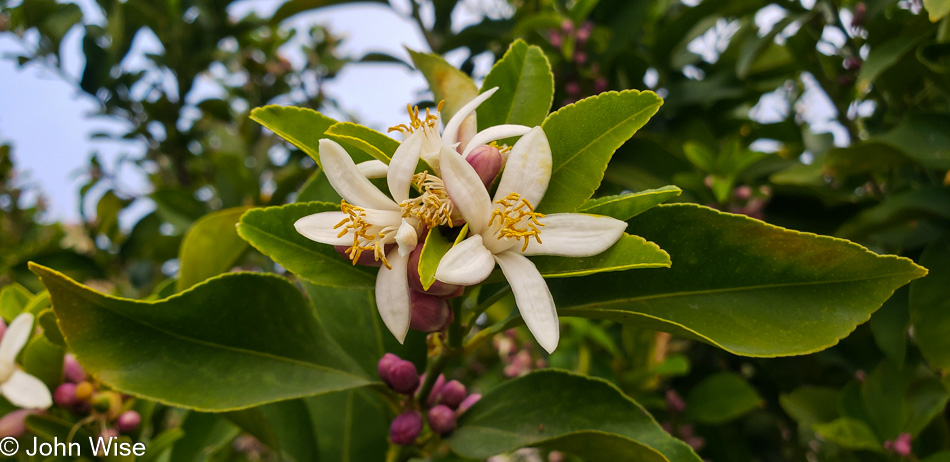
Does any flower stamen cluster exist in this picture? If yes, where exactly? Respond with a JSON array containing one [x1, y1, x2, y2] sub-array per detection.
[[401, 172, 455, 228], [388, 101, 444, 135], [334, 200, 395, 269], [489, 192, 545, 251]]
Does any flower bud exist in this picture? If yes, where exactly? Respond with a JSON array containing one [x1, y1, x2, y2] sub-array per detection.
[[409, 291, 453, 333], [116, 410, 141, 433], [0, 409, 38, 437], [886, 433, 912, 456], [377, 353, 401, 384], [92, 392, 122, 419], [665, 389, 686, 414], [457, 393, 481, 414], [63, 354, 86, 383], [388, 360, 420, 395], [437, 380, 467, 409], [54, 383, 78, 407], [425, 374, 447, 407], [565, 82, 581, 97], [389, 411, 423, 445], [465, 145, 503, 189], [75, 381, 96, 401], [407, 243, 463, 297], [593, 78, 608, 94], [427, 405, 456, 435]]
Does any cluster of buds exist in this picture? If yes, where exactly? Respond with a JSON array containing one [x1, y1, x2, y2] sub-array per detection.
[[661, 390, 705, 451], [884, 433, 912, 457], [53, 355, 141, 437], [494, 329, 546, 378], [726, 185, 771, 220], [547, 20, 608, 106], [378, 353, 481, 446]]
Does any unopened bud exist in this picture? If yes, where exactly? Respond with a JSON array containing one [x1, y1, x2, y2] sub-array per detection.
[[63, 354, 87, 383], [408, 243, 462, 297], [0, 409, 38, 437], [377, 353, 400, 384], [388, 360, 420, 395], [888, 433, 912, 456], [116, 410, 141, 433], [457, 393, 481, 414], [54, 383, 78, 407], [75, 381, 95, 401], [389, 411, 423, 445], [593, 77, 608, 94], [92, 392, 122, 419], [409, 291, 453, 333], [734, 185, 752, 200], [437, 380, 467, 409], [465, 145, 503, 189], [565, 82, 581, 96], [574, 51, 588, 65], [666, 389, 686, 414], [852, 2, 866, 28], [577, 22, 593, 42], [427, 404, 457, 435], [425, 374, 447, 407]]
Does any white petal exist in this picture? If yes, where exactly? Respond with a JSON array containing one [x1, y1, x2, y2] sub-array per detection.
[[456, 113, 478, 153], [435, 235, 496, 285], [294, 212, 352, 246], [0, 314, 33, 366], [319, 139, 399, 211], [494, 252, 559, 353], [494, 126, 552, 207], [442, 87, 499, 150], [519, 214, 628, 257], [356, 160, 388, 179], [1, 370, 52, 409], [387, 131, 423, 203], [440, 145, 492, 234], [375, 250, 411, 343], [395, 219, 418, 257], [461, 124, 532, 157]]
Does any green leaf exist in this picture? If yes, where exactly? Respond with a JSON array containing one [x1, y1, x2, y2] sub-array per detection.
[[911, 236, 950, 372], [137, 428, 185, 462], [237, 203, 377, 289], [812, 418, 882, 451], [532, 233, 670, 278], [448, 370, 700, 461], [0, 282, 31, 321], [858, 37, 922, 90], [297, 168, 342, 204], [26, 414, 95, 443], [779, 387, 839, 429], [307, 389, 391, 461], [540, 90, 664, 213], [407, 49, 478, 123], [21, 334, 65, 388], [270, 0, 387, 23], [30, 263, 372, 411], [877, 114, 950, 169], [226, 399, 318, 462], [551, 204, 928, 357], [923, 0, 950, 21], [171, 412, 240, 461], [686, 372, 763, 424], [576, 186, 682, 221], [250, 105, 338, 166], [836, 187, 950, 240], [325, 122, 399, 163], [870, 287, 909, 368], [177, 206, 251, 292], [418, 229, 454, 290], [478, 39, 554, 131]]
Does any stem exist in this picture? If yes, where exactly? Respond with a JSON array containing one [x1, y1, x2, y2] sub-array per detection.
[[464, 286, 512, 335]]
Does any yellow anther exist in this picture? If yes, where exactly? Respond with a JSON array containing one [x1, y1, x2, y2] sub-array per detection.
[[387, 100, 445, 134], [333, 200, 392, 269], [489, 193, 545, 251], [488, 141, 512, 154], [400, 172, 455, 228]]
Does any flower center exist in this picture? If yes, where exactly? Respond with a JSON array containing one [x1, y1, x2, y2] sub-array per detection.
[[489, 192, 545, 251], [388, 101, 445, 135], [400, 172, 455, 229], [334, 200, 397, 269]]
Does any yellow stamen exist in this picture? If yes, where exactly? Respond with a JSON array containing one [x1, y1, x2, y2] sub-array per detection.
[[333, 200, 392, 269], [387, 100, 445, 135], [489, 192, 545, 251], [488, 141, 512, 154], [400, 172, 455, 228]]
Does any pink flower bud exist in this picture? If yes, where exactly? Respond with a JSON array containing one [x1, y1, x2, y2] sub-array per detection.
[[427, 404, 457, 435], [565, 82, 581, 96], [409, 291, 453, 333], [0, 409, 38, 437], [116, 410, 141, 433], [390, 411, 423, 445], [465, 145, 503, 189], [63, 354, 86, 383], [437, 380, 467, 409], [54, 383, 78, 407], [425, 374, 447, 407], [666, 389, 686, 414], [388, 360, 420, 395], [593, 78, 608, 94], [457, 393, 481, 414], [734, 185, 752, 200], [407, 244, 463, 297], [561, 19, 573, 33], [377, 353, 400, 384], [574, 51, 587, 65], [889, 433, 912, 456], [548, 30, 563, 47], [577, 22, 593, 42]]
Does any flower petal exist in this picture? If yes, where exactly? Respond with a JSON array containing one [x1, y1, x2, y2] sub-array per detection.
[[0, 314, 33, 366], [461, 124, 532, 157], [387, 131, 424, 203], [395, 219, 419, 257], [440, 145, 492, 234], [294, 212, 352, 246], [1, 370, 52, 409], [494, 251, 559, 353], [442, 87, 498, 150], [376, 250, 411, 343], [493, 126, 552, 207], [435, 235, 495, 285], [356, 160, 389, 179], [319, 139, 399, 211], [519, 213, 628, 257]]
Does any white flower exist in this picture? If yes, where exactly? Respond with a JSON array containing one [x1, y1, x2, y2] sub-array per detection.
[[434, 127, 628, 353], [0, 313, 52, 409]]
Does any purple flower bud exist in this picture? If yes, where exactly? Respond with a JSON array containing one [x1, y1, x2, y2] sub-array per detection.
[[666, 389, 686, 414], [427, 405, 457, 435], [116, 410, 141, 433], [407, 242, 462, 297], [548, 30, 563, 48], [565, 82, 581, 96], [409, 291, 453, 333], [63, 354, 86, 383], [577, 22, 593, 42], [0, 409, 38, 437], [574, 51, 588, 65], [457, 393, 481, 414], [390, 411, 423, 445], [465, 145, 503, 189], [561, 19, 574, 33], [437, 380, 467, 409], [377, 353, 401, 384], [734, 185, 752, 200], [54, 383, 78, 407], [388, 360, 420, 395], [426, 374, 447, 407], [593, 77, 608, 94], [890, 433, 912, 456]]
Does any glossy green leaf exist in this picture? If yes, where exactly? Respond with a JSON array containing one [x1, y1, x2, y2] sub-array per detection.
[[540, 90, 663, 213], [325, 122, 399, 163], [226, 399, 318, 462], [237, 203, 377, 289], [532, 233, 670, 278], [137, 428, 185, 462], [923, 0, 950, 21], [407, 49, 478, 123], [171, 412, 240, 461], [858, 37, 921, 90], [686, 372, 762, 424], [552, 204, 928, 357], [308, 389, 391, 461], [38, 308, 66, 346], [812, 418, 882, 451], [478, 39, 554, 130], [870, 287, 909, 368], [779, 387, 839, 429], [911, 236, 950, 372], [877, 115, 950, 169], [297, 168, 341, 204], [21, 334, 65, 388], [30, 263, 372, 411], [577, 186, 682, 221], [250, 105, 338, 166], [0, 282, 31, 321], [449, 370, 700, 461], [418, 229, 454, 290], [836, 187, 950, 240], [177, 206, 251, 292]]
